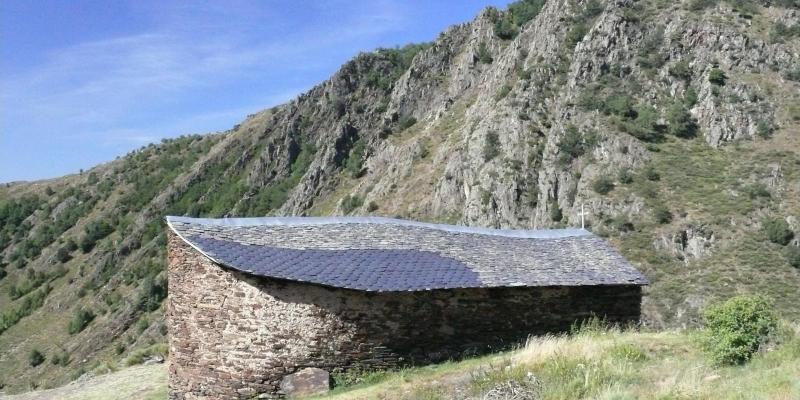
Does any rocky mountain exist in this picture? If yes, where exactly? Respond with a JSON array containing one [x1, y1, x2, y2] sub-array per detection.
[[1, 0, 799, 393]]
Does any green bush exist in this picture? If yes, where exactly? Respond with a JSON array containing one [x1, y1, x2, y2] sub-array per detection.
[[367, 201, 379, 212], [756, 120, 773, 139], [28, 349, 45, 367], [51, 351, 70, 366], [68, 308, 96, 335], [708, 68, 727, 85], [477, 42, 493, 64], [653, 205, 672, 224], [668, 61, 692, 80], [565, 23, 588, 48], [784, 246, 800, 268], [125, 343, 168, 367], [79, 219, 114, 253], [689, 0, 718, 11], [483, 132, 502, 161], [494, 84, 512, 101], [137, 275, 167, 312], [493, 16, 518, 40], [644, 167, 661, 181], [507, 0, 547, 26], [341, 195, 363, 214], [785, 67, 800, 82], [550, 201, 563, 222], [684, 88, 698, 107], [345, 139, 366, 178], [617, 169, 634, 184], [557, 125, 596, 165], [703, 295, 778, 365], [666, 103, 697, 138], [762, 218, 794, 246], [398, 115, 417, 131], [592, 177, 615, 195]]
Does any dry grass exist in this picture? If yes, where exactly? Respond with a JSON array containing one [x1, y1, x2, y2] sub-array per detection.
[[317, 324, 800, 400]]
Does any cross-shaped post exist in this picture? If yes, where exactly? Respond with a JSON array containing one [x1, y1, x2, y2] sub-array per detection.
[[579, 203, 588, 229]]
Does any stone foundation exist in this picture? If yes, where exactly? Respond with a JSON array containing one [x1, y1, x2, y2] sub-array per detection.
[[167, 231, 642, 399]]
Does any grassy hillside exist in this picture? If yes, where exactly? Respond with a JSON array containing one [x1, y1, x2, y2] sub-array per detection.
[[1, 0, 799, 393]]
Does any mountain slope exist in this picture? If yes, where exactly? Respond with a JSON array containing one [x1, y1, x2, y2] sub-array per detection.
[[1, 0, 799, 393]]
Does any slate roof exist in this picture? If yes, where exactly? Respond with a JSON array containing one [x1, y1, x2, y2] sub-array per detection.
[[166, 216, 648, 292]]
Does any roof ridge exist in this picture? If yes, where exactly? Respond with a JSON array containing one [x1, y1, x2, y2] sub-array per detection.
[[165, 215, 592, 239]]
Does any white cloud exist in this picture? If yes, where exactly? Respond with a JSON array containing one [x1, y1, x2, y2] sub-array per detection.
[[0, 0, 407, 140]]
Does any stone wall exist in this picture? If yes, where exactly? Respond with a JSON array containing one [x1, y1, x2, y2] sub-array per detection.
[[167, 231, 642, 399]]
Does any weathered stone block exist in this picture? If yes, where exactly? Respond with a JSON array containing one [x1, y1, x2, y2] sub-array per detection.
[[279, 368, 331, 397]]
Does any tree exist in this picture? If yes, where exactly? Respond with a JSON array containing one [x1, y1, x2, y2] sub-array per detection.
[[667, 103, 697, 138], [28, 349, 45, 367], [763, 218, 794, 246]]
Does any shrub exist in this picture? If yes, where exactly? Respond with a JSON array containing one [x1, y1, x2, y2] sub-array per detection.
[[785, 68, 800, 82], [367, 201, 379, 212], [507, 0, 547, 27], [666, 103, 697, 138], [28, 349, 45, 367], [332, 364, 390, 388], [653, 205, 672, 224], [398, 115, 417, 131], [345, 139, 366, 178], [756, 120, 773, 139], [67, 308, 95, 335], [668, 61, 692, 80], [689, 0, 718, 11], [557, 125, 595, 165], [79, 219, 114, 253], [483, 132, 502, 161], [617, 169, 634, 184], [125, 343, 168, 367], [550, 201, 563, 222], [684, 87, 698, 107], [604, 93, 637, 119], [494, 84, 512, 101], [494, 16, 518, 40], [341, 195, 363, 214], [477, 42, 493, 64], [51, 351, 70, 366], [55, 246, 72, 263], [743, 183, 770, 199], [708, 68, 727, 85], [784, 246, 800, 268], [703, 295, 778, 365], [763, 218, 794, 245], [644, 167, 660, 181], [565, 23, 589, 48], [592, 177, 615, 195], [137, 275, 167, 312]]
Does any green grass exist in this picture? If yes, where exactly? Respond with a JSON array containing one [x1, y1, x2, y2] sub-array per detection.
[[316, 324, 800, 400]]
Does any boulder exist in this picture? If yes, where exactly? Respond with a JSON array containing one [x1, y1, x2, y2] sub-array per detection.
[[280, 368, 331, 397]]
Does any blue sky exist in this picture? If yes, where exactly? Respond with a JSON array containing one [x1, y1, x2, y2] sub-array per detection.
[[0, 0, 510, 183]]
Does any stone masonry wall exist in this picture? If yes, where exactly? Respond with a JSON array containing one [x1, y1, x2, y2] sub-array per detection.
[[167, 231, 642, 399]]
